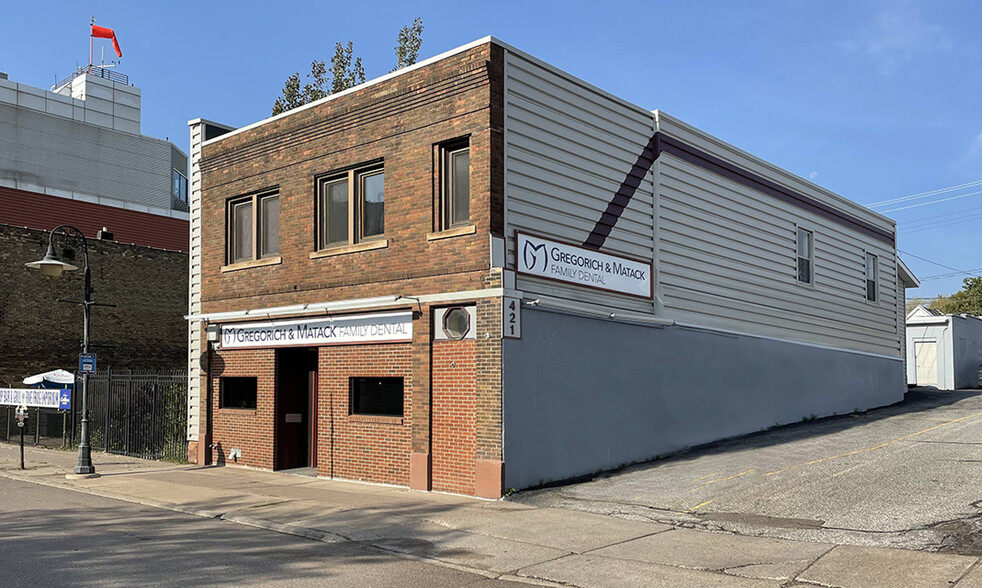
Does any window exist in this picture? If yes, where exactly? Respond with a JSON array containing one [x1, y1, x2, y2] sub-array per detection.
[[350, 377, 404, 417], [221, 377, 257, 409], [442, 307, 471, 340], [796, 227, 813, 284], [172, 169, 188, 203], [441, 142, 470, 229], [865, 253, 878, 302], [228, 191, 279, 264], [317, 165, 384, 249]]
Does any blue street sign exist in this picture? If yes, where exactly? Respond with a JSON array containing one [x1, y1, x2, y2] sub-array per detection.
[[79, 353, 96, 374], [59, 389, 72, 410]]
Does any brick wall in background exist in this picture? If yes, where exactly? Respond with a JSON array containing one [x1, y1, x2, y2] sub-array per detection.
[[0, 224, 188, 387]]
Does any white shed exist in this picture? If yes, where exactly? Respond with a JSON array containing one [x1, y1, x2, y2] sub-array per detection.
[[906, 305, 982, 389]]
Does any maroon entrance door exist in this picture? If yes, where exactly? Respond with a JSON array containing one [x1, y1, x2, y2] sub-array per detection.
[[275, 348, 317, 470]]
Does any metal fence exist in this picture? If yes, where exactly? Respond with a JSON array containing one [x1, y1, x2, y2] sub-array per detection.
[[2, 369, 188, 462]]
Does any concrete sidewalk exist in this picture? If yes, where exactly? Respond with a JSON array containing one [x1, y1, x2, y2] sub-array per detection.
[[1, 444, 979, 587]]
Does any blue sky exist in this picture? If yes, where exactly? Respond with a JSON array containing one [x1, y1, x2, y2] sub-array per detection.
[[2, 1, 979, 299]]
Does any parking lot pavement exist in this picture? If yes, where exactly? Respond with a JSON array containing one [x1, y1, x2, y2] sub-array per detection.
[[515, 389, 982, 554]]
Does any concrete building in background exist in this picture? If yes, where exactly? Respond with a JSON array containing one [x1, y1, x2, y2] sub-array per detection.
[[0, 65, 189, 386], [906, 305, 982, 389], [186, 37, 918, 498], [0, 66, 189, 251]]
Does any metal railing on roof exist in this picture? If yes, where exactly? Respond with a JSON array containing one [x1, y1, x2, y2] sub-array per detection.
[[53, 65, 129, 91]]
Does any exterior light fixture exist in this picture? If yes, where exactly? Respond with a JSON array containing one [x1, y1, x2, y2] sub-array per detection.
[[25, 225, 111, 476]]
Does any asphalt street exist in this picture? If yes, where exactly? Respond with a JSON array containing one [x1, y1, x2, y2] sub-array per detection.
[[0, 476, 522, 588], [516, 389, 982, 554]]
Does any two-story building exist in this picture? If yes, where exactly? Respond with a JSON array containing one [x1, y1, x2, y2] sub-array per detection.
[[187, 37, 915, 498]]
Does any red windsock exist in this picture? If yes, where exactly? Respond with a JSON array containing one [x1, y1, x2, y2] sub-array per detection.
[[91, 25, 122, 58]]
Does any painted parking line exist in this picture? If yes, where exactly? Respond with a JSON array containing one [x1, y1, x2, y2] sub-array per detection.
[[676, 499, 714, 514], [687, 469, 756, 493], [764, 411, 982, 478]]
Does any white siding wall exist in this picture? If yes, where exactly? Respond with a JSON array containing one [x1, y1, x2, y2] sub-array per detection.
[[502, 48, 657, 313], [187, 120, 204, 443], [655, 114, 899, 356], [500, 46, 900, 358]]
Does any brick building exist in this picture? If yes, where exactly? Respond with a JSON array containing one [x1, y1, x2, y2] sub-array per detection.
[[188, 38, 917, 498], [1, 66, 189, 387]]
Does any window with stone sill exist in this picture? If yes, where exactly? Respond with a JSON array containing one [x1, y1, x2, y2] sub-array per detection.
[[227, 190, 279, 264], [316, 164, 385, 250]]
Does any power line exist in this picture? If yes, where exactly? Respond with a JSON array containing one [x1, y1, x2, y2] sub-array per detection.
[[881, 189, 982, 213], [868, 179, 982, 208], [899, 212, 982, 235], [918, 268, 982, 281], [898, 249, 964, 273], [897, 205, 982, 226]]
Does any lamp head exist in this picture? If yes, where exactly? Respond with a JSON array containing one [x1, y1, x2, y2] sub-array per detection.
[[25, 243, 78, 279]]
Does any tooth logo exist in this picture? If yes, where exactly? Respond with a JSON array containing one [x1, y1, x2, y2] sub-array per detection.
[[523, 240, 548, 273]]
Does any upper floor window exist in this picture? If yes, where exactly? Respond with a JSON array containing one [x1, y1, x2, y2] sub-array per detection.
[[317, 165, 384, 249], [796, 227, 813, 285], [441, 141, 470, 229], [228, 190, 279, 264], [172, 169, 188, 203], [865, 253, 878, 302]]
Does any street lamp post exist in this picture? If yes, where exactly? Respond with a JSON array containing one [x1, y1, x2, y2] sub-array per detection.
[[25, 225, 106, 476]]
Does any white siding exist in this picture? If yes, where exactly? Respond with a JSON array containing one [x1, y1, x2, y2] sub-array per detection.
[[655, 113, 900, 357], [502, 48, 656, 312], [187, 120, 204, 442], [500, 49, 901, 358]]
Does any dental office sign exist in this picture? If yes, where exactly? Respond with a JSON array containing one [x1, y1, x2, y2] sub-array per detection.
[[220, 311, 412, 349], [516, 232, 653, 298]]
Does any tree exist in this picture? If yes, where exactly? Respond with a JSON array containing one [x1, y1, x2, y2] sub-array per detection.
[[928, 276, 982, 316], [271, 19, 422, 116], [329, 41, 366, 94], [392, 17, 424, 72]]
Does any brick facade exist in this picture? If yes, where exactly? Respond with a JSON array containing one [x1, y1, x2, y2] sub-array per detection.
[[0, 223, 188, 388], [193, 42, 507, 497]]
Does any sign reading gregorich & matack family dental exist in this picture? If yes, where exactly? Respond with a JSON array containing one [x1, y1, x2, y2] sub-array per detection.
[[220, 311, 412, 349], [515, 232, 653, 298]]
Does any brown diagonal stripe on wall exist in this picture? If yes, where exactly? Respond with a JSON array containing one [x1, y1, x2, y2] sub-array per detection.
[[582, 132, 893, 250]]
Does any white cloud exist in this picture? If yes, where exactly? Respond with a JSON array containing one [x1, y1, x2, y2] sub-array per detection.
[[841, 1, 950, 77], [808, 171, 820, 181], [953, 132, 982, 177]]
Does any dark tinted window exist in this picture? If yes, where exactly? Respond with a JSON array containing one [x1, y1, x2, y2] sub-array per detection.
[[350, 377, 403, 417], [221, 377, 257, 409]]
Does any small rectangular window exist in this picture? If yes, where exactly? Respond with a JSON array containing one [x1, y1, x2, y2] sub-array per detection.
[[221, 377, 257, 409], [227, 190, 279, 264], [360, 169, 385, 239], [260, 194, 280, 256], [796, 227, 813, 284], [319, 177, 349, 248], [231, 199, 253, 264], [441, 142, 470, 229], [172, 169, 188, 202], [316, 164, 384, 250], [350, 377, 404, 417], [866, 253, 878, 302]]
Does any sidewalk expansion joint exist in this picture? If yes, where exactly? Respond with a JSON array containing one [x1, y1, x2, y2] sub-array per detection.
[[579, 528, 674, 555]]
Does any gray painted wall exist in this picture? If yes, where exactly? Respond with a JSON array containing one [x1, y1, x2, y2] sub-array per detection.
[[503, 307, 903, 490]]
